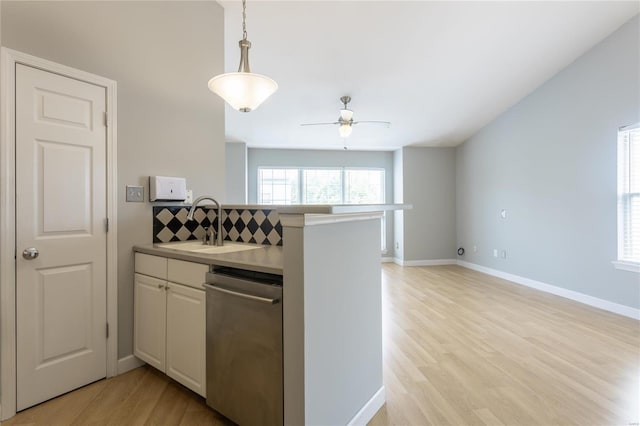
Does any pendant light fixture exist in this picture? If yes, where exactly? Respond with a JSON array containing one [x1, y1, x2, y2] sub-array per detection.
[[208, 0, 277, 112]]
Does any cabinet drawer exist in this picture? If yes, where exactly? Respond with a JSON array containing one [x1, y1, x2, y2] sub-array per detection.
[[168, 259, 208, 289], [135, 253, 168, 279]]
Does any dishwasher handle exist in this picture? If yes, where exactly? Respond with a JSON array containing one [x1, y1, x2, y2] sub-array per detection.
[[204, 283, 280, 305]]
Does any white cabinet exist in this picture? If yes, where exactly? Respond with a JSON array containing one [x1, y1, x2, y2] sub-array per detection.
[[166, 283, 206, 396], [133, 273, 166, 371], [134, 253, 208, 397]]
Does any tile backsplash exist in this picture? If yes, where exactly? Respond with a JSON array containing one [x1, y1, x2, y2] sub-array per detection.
[[153, 206, 283, 246]]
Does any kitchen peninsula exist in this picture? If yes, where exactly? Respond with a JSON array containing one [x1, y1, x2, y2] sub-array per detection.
[[134, 204, 409, 425]]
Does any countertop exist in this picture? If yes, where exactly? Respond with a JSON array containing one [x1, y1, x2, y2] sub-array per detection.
[[134, 243, 283, 275], [272, 203, 411, 214], [167, 203, 412, 214]]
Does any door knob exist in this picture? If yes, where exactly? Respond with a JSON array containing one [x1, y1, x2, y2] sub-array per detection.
[[22, 248, 39, 260]]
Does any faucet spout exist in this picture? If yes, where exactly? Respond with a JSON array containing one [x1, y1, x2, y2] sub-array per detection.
[[187, 196, 223, 246]]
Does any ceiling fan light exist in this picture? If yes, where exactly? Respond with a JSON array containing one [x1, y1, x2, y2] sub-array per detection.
[[339, 123, 353, 138], [208, 72, 278, 112], [340, 108, 354, 121]]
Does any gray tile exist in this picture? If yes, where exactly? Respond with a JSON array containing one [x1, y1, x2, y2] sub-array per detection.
[[156, 208, 174, 226]]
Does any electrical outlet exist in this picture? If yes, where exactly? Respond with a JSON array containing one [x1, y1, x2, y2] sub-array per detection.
[[493, 249, 498, 258], [501, 250, 507, 259], [185, 189, 193, 204], [473, 245, 477, 253], [126, 185, 144, 202], [396, 242, 399, 250]]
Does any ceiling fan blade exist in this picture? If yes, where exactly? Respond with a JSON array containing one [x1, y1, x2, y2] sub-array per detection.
[[300, 122, 339, 126], [352, 120, 391, 127]]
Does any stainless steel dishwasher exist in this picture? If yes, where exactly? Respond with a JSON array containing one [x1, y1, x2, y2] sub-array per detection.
[[204, 267, 283, 426]]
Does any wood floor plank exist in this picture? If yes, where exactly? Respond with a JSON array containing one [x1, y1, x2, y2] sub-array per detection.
[[105, 367, 171, 426]]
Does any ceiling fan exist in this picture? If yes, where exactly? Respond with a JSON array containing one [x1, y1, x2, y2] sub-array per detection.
[[301, 96, 391, 139]]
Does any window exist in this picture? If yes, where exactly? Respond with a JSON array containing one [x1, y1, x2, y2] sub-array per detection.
[[258, 168, 299, 205], [615, 123, 640, 272], [258, 167, 386, 251], [258, 167, 385, 206]]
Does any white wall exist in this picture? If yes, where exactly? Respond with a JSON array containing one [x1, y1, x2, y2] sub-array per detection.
[[282, 218, 383, 425], [395, 147, 457, 262], [456, 16, 640, 309], [1, 1, 226, 357], [226, 142, 248, 203]]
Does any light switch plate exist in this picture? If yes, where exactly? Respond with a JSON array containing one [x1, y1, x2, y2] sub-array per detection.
[[126, 185, 144, 202]]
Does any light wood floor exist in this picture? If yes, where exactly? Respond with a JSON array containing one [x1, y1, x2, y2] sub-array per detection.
[[1, 365, 232, 426], [370, 264, 639, 426], [3, 265, 638, 426]]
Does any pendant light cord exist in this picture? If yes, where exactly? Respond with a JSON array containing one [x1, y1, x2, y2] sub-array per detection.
[[242, 0, 248, 41]]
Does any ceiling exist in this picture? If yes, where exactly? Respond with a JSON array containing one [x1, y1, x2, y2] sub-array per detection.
[[218, 1, 639, 151]]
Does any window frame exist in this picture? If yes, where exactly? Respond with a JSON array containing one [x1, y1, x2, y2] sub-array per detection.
[[614, 123, 640, 273]]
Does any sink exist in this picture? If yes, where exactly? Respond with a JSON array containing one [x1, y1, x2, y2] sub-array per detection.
[[156, 241, 262, 254]]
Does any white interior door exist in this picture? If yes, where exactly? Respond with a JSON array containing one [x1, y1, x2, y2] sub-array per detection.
[[15, 63, 108, 411]]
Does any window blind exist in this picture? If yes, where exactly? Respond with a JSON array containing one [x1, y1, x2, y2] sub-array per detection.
[[618, 124, 640, 263]]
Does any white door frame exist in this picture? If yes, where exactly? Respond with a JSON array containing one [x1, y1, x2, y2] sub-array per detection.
[[0, 48, 118, 420]]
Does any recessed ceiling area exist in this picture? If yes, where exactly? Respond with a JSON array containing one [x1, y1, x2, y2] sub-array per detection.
[[219, 1, 639, 151]]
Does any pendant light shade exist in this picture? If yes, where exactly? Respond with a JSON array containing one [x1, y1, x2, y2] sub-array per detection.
[[208, 72, 277, 113], [208, 0, 277, 112]]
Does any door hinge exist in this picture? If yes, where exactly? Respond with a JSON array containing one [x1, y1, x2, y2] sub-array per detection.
[[103, 111, 108, 127], [105, 218, 109, 233], [106, 323, 109, 339]]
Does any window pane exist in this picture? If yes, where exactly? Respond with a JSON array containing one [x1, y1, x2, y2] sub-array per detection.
[[258, 168, 299, 205], [344, 169, 384, 204], [302, 169, 342, 204]]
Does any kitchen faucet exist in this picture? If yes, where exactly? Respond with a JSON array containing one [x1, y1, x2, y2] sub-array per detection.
[[187, 196, 223, 246]]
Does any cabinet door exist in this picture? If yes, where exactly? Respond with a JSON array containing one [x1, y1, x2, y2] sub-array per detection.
[[166, 283, 206, 397], [133, 273, 167, 371]]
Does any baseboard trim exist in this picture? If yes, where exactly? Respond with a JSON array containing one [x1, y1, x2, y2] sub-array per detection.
[[457, 260, 640, 320], [117, 355, 145, 375], [381, 257, 394, 263], [347, 386, 385, 426], [394, 258, 457, 266]]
